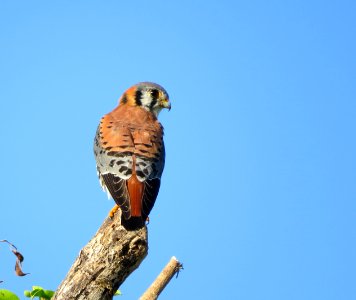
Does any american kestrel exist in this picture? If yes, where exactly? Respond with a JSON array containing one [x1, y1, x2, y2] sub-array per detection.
[[94, 82, 171, 229]]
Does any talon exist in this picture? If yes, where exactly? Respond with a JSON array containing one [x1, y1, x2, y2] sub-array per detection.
[[109, 205, 120, 219]]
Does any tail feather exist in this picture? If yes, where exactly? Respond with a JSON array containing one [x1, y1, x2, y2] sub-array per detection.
[[121, 216, 145, 230]]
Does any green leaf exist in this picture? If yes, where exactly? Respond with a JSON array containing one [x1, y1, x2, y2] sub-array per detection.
[[0, 289, 20, 300], [43, 290, 55, 298], [30, 288, 45, 299], [24, 290, 32, 298], [23, 286, 54, 299]]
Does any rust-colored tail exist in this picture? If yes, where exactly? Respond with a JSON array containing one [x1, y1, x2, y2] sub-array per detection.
[[127, 174, 144, 217]]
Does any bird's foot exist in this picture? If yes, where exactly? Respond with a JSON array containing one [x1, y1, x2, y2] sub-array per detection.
[[108, 205, 120, 219]]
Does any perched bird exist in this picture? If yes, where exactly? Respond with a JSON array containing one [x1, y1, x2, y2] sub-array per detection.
[[94, 82, 171, 229]]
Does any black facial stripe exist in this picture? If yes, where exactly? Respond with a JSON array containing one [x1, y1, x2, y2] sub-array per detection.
[[121, 93, 128, 104], [150, 98, 157, 110], [149, 89, 159, 109], [135, 90, 142, 106]]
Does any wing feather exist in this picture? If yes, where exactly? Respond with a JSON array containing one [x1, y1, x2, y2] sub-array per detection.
[[101, 173, 131, 219], [142, 178, 161, 220]]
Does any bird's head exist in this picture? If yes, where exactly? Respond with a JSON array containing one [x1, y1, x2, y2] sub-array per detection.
[[119, 82, 171, 116]]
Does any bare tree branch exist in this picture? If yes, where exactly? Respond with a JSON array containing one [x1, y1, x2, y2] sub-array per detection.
[[52, 211, 148, 300], [139, 256, 183, 300]]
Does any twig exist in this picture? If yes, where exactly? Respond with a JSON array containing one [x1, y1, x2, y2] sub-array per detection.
[[0, 240, 18, 250], [139, 256, 183, 300]]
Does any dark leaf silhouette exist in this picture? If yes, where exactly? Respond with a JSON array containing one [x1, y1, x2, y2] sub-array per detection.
[[15, 259, 29, 276], [12, 249, 24, 263], [1, 239, 30, 277]]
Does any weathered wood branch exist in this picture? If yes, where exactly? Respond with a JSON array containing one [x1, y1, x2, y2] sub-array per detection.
[[52, 211, 148, 300], [140, 256, 183, 300]]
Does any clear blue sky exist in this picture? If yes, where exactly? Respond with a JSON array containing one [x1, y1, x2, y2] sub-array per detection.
[[1, 1, 355, 299]]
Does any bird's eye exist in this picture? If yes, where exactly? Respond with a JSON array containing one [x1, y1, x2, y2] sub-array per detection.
[[150, 89, 159, 99]]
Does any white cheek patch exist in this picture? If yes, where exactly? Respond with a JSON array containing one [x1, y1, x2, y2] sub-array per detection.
[[140, 93, 162, 116], [141, 93, 153, 108]]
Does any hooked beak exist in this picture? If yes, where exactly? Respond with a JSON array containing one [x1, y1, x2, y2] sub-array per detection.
[[161, 99, 171, 111]]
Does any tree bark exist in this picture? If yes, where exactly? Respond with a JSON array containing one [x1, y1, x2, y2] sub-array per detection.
[[52, 211, 148, 300]]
